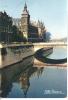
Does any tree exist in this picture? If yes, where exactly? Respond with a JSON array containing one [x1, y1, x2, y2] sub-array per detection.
[[12, 25, 26, 42], [43, 32, 51, 42]]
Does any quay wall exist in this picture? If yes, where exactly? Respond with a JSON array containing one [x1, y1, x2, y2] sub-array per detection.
[[0, 44, 34, 69]]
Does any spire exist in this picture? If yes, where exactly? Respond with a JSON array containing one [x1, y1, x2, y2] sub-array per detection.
[[23, 2, 29, 14], [24, 2, 27, 10]]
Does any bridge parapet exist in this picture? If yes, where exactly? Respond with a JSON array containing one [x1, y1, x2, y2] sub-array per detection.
[[33, 42, 67, 52], [33, 42, 67, 45], [0, 43, 33, 49], [0, 42, 67, 52]]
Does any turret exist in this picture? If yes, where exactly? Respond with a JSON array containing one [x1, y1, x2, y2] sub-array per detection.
[[22, 2, 29, 15], [21, 2, 30, 41]]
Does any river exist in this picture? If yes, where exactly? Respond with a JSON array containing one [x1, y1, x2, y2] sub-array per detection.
[[0, 46, 67, 98]]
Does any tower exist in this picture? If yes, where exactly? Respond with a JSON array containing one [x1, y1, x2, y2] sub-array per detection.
[[21, 3, 30, 40], [37, 20, 42, 38]]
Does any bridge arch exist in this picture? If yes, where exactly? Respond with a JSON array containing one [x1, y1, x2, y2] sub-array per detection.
[[34, 46, 67, 64]]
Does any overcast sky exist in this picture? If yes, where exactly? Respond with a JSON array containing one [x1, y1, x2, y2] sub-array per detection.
[[0, 0, 67, 39]]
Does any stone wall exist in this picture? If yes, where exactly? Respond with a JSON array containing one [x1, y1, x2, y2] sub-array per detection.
[[0, 45, 34, 69]]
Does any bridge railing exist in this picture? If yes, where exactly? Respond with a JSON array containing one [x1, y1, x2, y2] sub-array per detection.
[[33, 42, 67, 46], [0, 41, 67, 49], [0, 42, 33, 48]]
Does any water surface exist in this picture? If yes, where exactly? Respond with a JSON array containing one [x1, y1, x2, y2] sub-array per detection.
[[0, 46, 67, 98]]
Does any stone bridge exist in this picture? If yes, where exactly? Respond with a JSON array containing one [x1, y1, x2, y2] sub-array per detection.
[[33, 42, 67, 52], [0, 42, 67, 68], [0, 42, 67, 52]]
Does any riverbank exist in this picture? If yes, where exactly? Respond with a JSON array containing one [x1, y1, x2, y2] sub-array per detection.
[[0, 44, 34, 69]]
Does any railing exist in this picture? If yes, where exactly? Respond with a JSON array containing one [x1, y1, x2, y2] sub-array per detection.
[[0, 42, 33, 48], [0, 41, 67, 49], [33, 42, 67, 46]]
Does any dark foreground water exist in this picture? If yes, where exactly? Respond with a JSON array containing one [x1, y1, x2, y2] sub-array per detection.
[[0, 47, 67, 98]]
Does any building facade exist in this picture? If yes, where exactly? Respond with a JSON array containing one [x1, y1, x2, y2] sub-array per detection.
[[21, 3, 30, 40], [0, 11, 12, 42], [13, 3, 46, 42]]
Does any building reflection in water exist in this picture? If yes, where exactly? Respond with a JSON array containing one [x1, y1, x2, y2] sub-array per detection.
[[0, 56, 44, 98]]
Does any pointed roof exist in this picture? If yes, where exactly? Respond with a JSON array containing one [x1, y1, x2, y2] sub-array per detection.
[[24, 2, 27, 10], [23, 2, 29, 15]]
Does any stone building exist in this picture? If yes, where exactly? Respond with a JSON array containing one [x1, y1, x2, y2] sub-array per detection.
[[0, 11, 12, 42], [13, 3, 46, 42]]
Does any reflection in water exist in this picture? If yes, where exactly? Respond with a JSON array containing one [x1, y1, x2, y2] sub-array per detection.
[[0, 47, 67, 98], [0, 56, 44, 98], [0, 56, 34, 97], [47, 47, 67, 59], [0, 55, 2, 66]]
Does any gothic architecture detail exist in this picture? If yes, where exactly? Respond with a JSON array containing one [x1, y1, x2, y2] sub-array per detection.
[[13, 3, 46, 42], [21, 3, 30, 40]]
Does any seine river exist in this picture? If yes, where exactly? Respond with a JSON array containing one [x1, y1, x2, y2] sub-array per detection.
[[0, 46, 67, 98]]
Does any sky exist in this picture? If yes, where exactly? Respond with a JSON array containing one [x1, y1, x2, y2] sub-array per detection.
[[0, 0, 67, 39]]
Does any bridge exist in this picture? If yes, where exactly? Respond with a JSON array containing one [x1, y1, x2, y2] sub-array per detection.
[[0, 41, 67, 49], [0, 42, 33, 48], [0, 42, 67, 51], [33, 42, 67, 52], [0, 42, 67, 68]]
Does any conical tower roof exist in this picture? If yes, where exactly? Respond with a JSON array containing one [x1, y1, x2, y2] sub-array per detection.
[[23, 2, 29, 14]]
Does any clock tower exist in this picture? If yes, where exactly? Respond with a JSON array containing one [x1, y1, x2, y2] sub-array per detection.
[[21, 3, 30, 40]]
